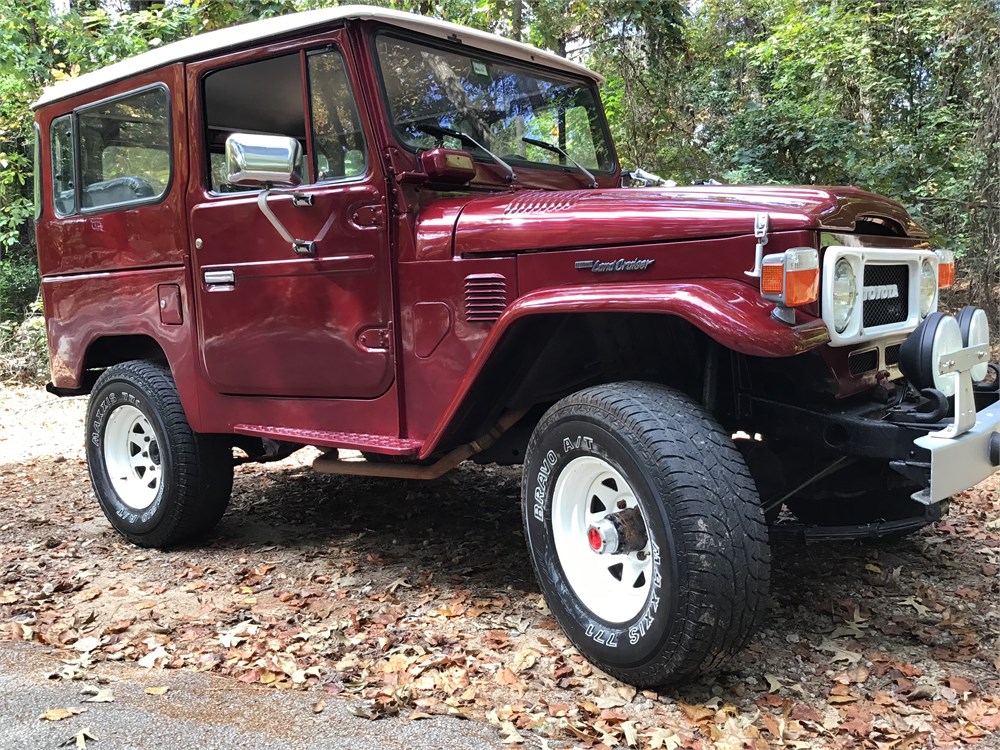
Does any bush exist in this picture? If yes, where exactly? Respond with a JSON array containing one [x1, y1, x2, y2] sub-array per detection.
[[0, 257, 40, 323], [0, 299, 49, 384]]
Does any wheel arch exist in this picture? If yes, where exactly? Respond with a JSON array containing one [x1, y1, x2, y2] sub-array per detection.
[[423, 279, 831, 460]]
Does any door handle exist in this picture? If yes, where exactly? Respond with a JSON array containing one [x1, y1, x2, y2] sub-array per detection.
[[204, 270, 235, 288]]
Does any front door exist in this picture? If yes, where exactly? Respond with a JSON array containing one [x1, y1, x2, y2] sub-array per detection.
[[187, 35, 393, 399]]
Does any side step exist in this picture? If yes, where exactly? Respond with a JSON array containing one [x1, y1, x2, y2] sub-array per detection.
[[232, 424, 422, 455], [311, 409, 526, 480]]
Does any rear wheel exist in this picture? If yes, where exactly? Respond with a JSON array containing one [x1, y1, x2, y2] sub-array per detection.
[[522, 381, 770, 687], [86, 361, 233, 548]]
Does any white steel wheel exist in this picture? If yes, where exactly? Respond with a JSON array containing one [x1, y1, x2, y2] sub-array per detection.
[[103, 404, 162, 511], [551, 455, 653, 623]]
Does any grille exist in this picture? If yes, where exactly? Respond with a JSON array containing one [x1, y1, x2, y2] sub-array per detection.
[[464, 274, 508, 323], [848, 349, 878, 376], [884, 344, 901, 367], [862, 264, 909, 329]]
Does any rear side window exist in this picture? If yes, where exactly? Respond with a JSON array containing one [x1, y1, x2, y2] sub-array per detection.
[[77, 86, 171, 211], [50, 115, 75, 217], [33, 124, 42, 221]]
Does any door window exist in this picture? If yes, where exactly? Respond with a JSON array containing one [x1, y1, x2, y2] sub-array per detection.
[[202, 46, 366, 192], [308, 50, 367, 181]]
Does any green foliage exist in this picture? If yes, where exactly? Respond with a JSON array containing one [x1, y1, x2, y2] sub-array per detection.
[[0, 0, 998, 341], [0, 256, 39, 322]]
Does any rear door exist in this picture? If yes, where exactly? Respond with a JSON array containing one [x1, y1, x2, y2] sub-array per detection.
[[186, 32, 393, 399]]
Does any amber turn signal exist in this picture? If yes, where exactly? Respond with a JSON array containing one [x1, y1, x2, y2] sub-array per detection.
[[936, 249, 955, 289], [759, 247, 820, 309]]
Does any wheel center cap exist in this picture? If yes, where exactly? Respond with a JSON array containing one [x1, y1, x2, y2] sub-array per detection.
[[587, 507, 648, 555]]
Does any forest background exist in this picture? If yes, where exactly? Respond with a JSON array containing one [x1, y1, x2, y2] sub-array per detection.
[[2, 0, 999, 380]]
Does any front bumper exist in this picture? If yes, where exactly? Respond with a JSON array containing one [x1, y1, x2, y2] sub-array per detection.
[[915, 400, 1000, 502], [753, 373, 1000, 505]]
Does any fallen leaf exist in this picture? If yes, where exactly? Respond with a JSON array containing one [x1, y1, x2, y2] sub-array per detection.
[[818, 639, 862, 664], [144, 686, 169, 696], [81, 686, 114, 703], [0, 590, 17, 604], [59, 727, 96, 749], [498, 720, 524, 744], [947, 676, 976, 697], [40, 707, 84, 722], [765, 674, 782, 693], [621, 720, 639, 747], [645, 728, 683, 750], [73, 637, 99, 653], [900, 596, 931, 617]]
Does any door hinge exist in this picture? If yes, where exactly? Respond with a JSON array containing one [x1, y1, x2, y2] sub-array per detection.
[[357, 326, 391, 352], [351, 204, 385, 229]]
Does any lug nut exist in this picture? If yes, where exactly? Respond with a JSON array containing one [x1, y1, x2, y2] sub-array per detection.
[[617, 499, 627, 509]]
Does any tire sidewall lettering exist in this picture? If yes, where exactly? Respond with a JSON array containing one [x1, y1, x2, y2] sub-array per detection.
[[525, 418, 675, 663]]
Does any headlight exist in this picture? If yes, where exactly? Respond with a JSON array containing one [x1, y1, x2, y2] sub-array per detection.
[[919, 258, 937, 317], [832, 258, 857, 333]]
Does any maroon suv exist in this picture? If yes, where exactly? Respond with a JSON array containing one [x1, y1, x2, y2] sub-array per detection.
[[32, 7, 999, 686]]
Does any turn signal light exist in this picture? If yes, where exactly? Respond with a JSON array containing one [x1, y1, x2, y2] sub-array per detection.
[[936, 249, 955, 289], [760, 247, 820, 308]]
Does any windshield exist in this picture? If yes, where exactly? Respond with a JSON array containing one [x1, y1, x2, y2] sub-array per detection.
[[374, 34, 615, 175]]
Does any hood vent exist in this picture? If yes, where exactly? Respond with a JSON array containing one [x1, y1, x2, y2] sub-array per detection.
[[464, 274, 508, 323], [503, 191, 587, 215]]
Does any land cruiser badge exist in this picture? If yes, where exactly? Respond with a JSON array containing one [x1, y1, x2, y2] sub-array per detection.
[[576, 258, 655, 273]]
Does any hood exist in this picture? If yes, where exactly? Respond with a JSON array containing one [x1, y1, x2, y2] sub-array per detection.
[[450, 185, 926, 255]]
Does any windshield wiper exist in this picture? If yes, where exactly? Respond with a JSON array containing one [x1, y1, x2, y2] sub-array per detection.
[[416, 124, 515, 184], [521, 136, 597, 188]]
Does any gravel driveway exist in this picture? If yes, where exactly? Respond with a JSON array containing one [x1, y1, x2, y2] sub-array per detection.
[[3, 384, 1000, 749]]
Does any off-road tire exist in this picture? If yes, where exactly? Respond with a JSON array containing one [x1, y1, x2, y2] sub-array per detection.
[[86, 361, 233, 549], [521, 381, 770, 687]]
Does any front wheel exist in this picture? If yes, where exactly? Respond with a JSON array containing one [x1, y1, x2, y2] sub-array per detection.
[[86, 361, 233, 549], [522, 382, 770, 687]]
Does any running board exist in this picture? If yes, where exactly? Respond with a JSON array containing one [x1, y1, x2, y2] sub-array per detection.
[[232, 424, 422, 455], [311, 409, 526, 480]]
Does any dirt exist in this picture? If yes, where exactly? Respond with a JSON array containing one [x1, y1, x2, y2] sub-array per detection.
[[3, 383, 1000, 749]]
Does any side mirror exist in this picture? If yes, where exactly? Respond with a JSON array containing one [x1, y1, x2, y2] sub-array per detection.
[[225, 133, 302, 188]]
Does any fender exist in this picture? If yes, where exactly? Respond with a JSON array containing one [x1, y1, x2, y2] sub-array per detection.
[[419, 278, 830, 458], [41, 266, 202, 426]]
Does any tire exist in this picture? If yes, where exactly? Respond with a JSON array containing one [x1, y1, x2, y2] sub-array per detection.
[[85, 361, 233, 549], [521, 381, 770, 687], [786, 460, 926, 534]]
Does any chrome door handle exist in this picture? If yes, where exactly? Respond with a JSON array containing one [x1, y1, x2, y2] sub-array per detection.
[[204, 270, 235, 289]]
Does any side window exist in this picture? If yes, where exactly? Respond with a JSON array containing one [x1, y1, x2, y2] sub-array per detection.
[[308, 50, 366, 181], [77, 87, 170, 210], [203, 53, 307, 192], [50, 115, 75, 217]]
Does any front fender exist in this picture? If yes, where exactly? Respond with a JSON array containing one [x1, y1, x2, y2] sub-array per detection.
[[420, 278, 830, 457]]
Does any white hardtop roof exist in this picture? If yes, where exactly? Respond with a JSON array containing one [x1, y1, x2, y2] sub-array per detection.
[[33, 4, 601, 110]]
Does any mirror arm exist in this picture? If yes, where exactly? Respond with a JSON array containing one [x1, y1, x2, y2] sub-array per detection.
[[257, 187, 316, 256]]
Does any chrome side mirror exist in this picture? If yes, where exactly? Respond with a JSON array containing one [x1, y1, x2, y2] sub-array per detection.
[[225, 133, 302, 188]]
